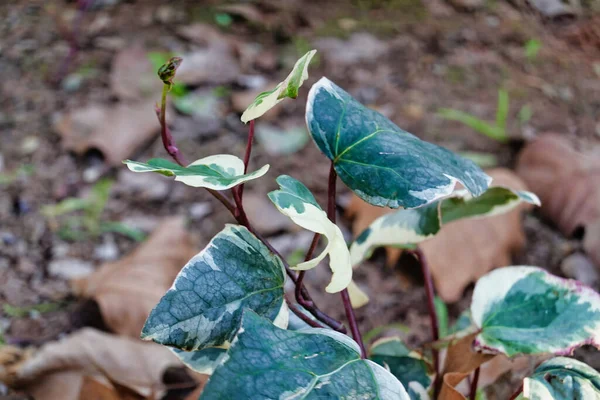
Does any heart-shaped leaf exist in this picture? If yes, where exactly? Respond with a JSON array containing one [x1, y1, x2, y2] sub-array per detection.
[[141, 224, 288, 351], [124, 155, 269, 190], [518, 357, 600, 399], [306, 77, 491, 209], [201, 310, 410, 399], [350, 186, 539, 266], [241, 50, 316, 123], [369, 337, 433, 400], [268, 175, 352, 293], [471, 266, 600, 357]]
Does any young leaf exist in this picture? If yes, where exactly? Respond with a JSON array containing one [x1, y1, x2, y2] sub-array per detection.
[[240, 49, 317, 123], [268, 175, 352, 293], [350, 186, 539, 266], [307, 78, 492, 209], [201, 310, 410, 399], [369, 337, 433, 400], [471, 266, 600, 357], [495, 89, 509, 132], [124, 155, 269, 190], [141, 224, 288, 351], [172, 347, 228, 376], [518, 357, 600, 399]]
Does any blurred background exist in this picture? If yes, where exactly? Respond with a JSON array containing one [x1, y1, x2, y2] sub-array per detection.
[[1, 0, 599, 398]]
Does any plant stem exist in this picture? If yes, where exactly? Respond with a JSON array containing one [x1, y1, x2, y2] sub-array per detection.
[[508, 384, 523, 400], [470, 366, 480, 400], [327, 162, 366, 358], [286, 297, 325, 329], [157, 86, 186, 166], [295, 233, 321, 305], [413, 247, 441, 397], [238, 120, 255, 200]]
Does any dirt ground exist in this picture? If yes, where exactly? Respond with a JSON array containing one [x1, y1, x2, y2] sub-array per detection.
[[1, 0, 600, 397]]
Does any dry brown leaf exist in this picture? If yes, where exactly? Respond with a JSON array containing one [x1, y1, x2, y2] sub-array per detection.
[[110, 44, 162, 101], [72, 217, 197, 338], [516, 134, 600, 266], [54, 99, 161, 166], [439, 333, 495, 399], [0, 328, 181, 400], [346, 168, 532, 302]]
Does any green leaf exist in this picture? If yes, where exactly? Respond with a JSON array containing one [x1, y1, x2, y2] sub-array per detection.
[[438, 108, 507, 143], [524, 39, 542, 62], [123, 155, 269, 190], [471, 267, 600, 357], [518, 357, 600, 399], [435, 296, 449, 339], [173, 347, 228, 375], [350, 186, 539, 266], [495, 89, 509, 131], [141, 224, 287, 351], [201, 310, 409, 399], [268, 175, 351, 293], [241, 49, 317, 123], [307, 78, 492, 209], [369, 337, 432, 400], [448, 309, 474, 336]]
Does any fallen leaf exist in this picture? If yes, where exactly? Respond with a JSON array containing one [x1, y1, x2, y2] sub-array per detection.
[[255, 124, 309, 156], [516, 134, 600, 266], [0, 328, 182, 400], [54, 99, 161, 166], [346, 168, 532, 302], [529, 0, 575, 18], [439, 333, 494, 399], [72, 217, 197, 338], [110, 44, 162, 101]]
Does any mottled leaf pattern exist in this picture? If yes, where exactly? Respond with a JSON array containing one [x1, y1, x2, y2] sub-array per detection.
[[471, 267, 600, 356], [518, 357, 600, 399], [201, 310, 410, 400], [141, 225, 287, 351], [306, 77, 491, 209], [241, 50, 316, 123], [268, 175, 352, 293], [124, 155, 269, 190], [172, 347, 227, 375], [350, 186, 539, 266], [369, 337, 432, 400]]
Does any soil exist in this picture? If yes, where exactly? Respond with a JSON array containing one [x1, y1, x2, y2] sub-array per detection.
[[1, 0, 599, 397]]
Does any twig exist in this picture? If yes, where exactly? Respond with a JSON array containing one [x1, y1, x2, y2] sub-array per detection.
[[296, 233, 321, 306], [286, 297, 325, 329], [470, 366, 480, 400], [238, 120, 255, 200], [413, 247, 441, 397], [327, 162, 366, 358]]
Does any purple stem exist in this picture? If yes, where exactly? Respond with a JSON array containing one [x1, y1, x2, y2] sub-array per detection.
[[238, 120, 255, 200], [508, 384, 524, 400], [470, 366, 480, 400], [327, 162, 366, 358]]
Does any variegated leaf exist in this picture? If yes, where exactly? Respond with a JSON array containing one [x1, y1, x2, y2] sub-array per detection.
[[306, 77, 491, 209], [172, 347, 227, 375], [201, 310, 410, 400], [268, 175, 351, 293], [141, 225, 287, 351], [369, 337, 433, 400], [471, 266, 600, 357], [124, 155, 269, 190], [350, 186, 539, 266], [518, 357, 600, 399], [240, 50, 316, 123]]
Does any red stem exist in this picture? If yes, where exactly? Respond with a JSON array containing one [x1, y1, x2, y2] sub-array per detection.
[[155, 101, 186, 167], [470, 366, 480, 400], [508, 384, 523, 400], [413, 247, 441, 396], [295, 233, 321, 305], [286, 298, 325, 329], [237, 120, 255, 201], [327, 163, 366, 358]]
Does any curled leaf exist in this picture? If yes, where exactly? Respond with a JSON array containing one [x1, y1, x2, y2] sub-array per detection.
[[124, 155, 269, 190], [241, 49, 316, 123], [268, 175, 351, 293], [157, 56, 183, 87], [471, 266, 600, 357]]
